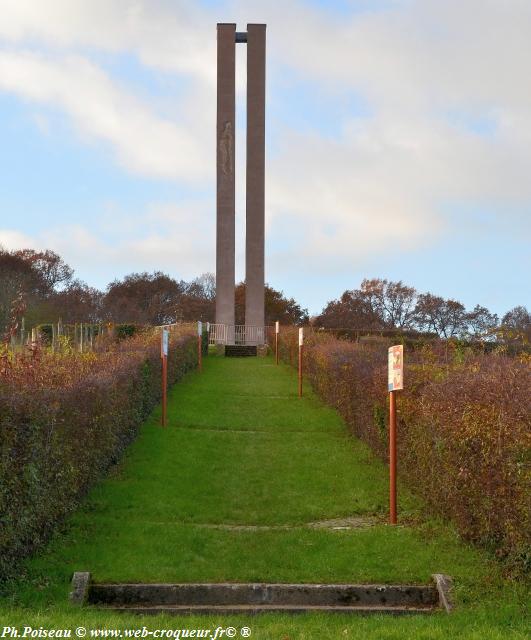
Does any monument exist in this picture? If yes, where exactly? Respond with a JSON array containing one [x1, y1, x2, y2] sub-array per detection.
[[216, 23, 266, 344]]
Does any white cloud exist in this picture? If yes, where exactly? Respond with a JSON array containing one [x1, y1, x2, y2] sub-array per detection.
[[0, 0, 530, 287], [0, 199, 216, 287], [0, 0, 217, 80], [0, 229, 37, 250], [255, 0, 531, 268], [0, 50, 208, 181]]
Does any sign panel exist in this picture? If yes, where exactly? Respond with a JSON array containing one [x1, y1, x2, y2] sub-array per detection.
[[299, 327, 304, 346], [275, 321, 279, 334], [198, 320, 203, 336], [161, 328, 169, 357], [388, 345, 404, 391]]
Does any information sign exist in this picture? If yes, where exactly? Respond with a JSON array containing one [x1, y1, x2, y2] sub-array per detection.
[[388, 345, 403, 391], [161, 328, 169, 357]]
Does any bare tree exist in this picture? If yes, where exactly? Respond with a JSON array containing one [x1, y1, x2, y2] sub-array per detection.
[[414, 293, 468, 338], [193, 273, 216, 301], [14, 249, 73, 293], [360, 278, 417, 329], [315, 279, 417, 330], [500, 306, 531, 343], [314, 289, 384, 329], [177, 273, 216, 322], [466, 305, 499, 341]]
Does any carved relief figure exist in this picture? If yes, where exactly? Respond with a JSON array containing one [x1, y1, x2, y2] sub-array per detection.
[[219, 121, 233, 176]]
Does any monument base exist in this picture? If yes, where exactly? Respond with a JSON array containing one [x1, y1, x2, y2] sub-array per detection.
[[225, 345, 257, 357]]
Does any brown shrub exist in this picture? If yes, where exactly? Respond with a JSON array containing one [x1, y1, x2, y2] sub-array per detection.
[[279, 328, 531, 572], [0, 326, 197, 583]]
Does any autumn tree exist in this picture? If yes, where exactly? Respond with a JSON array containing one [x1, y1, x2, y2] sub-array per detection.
[[14, 249, 73, 292], [500, 306, 531, 343], [314, 289, 384, 329], [176, 273, 216, 322], [315, 279, 417, 329], [102, 272, 184, 325], [0, 248, 67, 332], [414, 293, 468, 338], [359, 278, 417, 329], [234, 282, 309, 326], [466, 305, 499, 341], [49, 280, 103, 323], [264, 284, 309, 325]]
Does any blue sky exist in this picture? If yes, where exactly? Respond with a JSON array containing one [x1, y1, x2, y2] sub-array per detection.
[[0, 0, 529, 316]]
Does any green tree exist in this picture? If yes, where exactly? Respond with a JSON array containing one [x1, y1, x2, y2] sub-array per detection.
[[234, 282, 308, 326]]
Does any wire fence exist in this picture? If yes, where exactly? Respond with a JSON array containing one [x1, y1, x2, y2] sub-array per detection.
[[5, 319, 528, 357], [278, 324, 530, 361], [6, 321, 112, 353], [6, 320, 203, 354]]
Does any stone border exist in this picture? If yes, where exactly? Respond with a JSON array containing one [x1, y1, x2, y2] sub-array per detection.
[[432, 573, 454, 613], [69, 571, 91, 606], [68, 572, 453, 613]]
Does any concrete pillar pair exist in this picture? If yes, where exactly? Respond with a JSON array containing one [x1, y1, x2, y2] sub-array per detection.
[[216, 23, 266, 340]]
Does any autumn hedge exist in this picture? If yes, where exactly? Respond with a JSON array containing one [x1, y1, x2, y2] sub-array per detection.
[[280, 329, 530, 573], [0, 327, 197, 584]]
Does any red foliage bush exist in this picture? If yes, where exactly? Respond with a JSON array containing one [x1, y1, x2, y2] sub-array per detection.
[[0, 327, 197, 583], [279, 328, 530, 571]]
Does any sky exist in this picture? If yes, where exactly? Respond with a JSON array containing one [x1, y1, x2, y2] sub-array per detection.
[[0, 0, 529, 317]]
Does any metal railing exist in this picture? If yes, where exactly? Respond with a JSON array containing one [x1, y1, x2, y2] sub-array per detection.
[[209, 324, 269, 346]]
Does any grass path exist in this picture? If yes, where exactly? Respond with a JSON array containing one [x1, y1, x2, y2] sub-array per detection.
[[1, 355, 529, 638]]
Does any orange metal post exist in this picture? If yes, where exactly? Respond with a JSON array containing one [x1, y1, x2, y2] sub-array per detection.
[[198, 335, 202, 372], [161, 355, 167, 427], [298, 344, 303, 397], [389, 390, 397, 524], [275, 321, 280, 365]]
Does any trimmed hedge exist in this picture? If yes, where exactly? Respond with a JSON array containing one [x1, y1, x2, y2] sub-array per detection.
[[280, 329, 530, 574], [0, 329, 197, 584]]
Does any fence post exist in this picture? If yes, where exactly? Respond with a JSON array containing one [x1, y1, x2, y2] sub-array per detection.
[[298, 327, 304, 398], [275, 321, 279, 365]]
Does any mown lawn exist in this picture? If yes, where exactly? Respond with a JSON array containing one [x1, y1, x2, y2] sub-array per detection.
[[1, 355, 529, 638]]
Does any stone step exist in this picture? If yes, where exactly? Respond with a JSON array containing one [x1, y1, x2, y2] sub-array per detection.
[[102, 604, 436, 616], [88, 582, 438, 607], [71, 575, 453, 614], [225, 345, 258, 357]]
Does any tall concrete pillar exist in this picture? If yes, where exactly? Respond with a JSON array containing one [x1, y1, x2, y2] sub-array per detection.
[[216, 23, 236, 329], [245, 23, 266, 334]]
